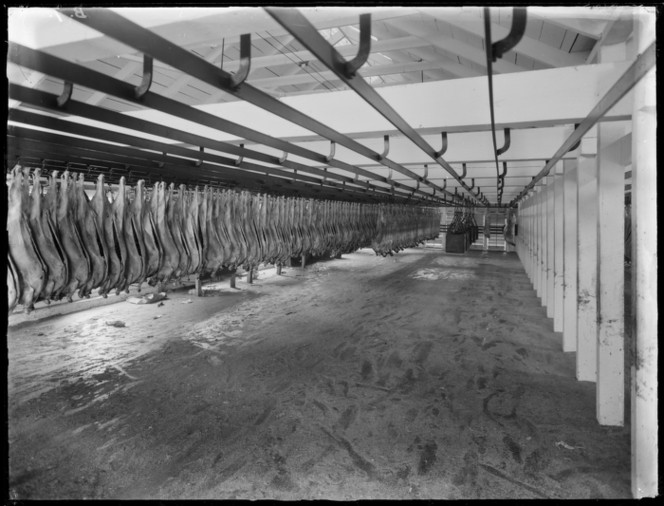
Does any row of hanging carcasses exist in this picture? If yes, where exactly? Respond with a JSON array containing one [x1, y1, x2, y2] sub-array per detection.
[[7, 164, 440, 313]]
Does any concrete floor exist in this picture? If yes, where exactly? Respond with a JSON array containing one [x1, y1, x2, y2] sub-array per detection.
[[7, 248, 631, 499]]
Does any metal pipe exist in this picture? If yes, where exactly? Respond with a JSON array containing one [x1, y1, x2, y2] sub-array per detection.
[[56, 9, 455, 204], [491, 8, 527, 61], [264, 8, 472, 204], [9, 46, 431, 199]]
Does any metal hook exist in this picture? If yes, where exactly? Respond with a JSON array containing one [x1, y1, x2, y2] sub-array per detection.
[[499, 161, 508, 178], [336, 13, 371, 78], [134, 54, 153, 99], [469, 178, 475, 191], [423, 163, 428, 180], [474, 186, 481, 197], [195, 146, 204, 167], [322, 167, 327, 183], [496, 128, 511, 156], [325, 140, 336, 162], [568, 124, 581, 152], [235, 143, 244, 165], [491, 8, 527, 61], [292, 168, 297, 183], [442, 179, 447, 190], [279, 151, 288, 164], [377, 135, 390, 160], [57, 81, 73, 107], [435, 132, 448, 158], [460, 163, 467, 179], [223, 33, 252, 89]]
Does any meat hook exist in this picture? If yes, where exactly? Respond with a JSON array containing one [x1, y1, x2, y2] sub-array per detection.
[[223, 33, 252, 89], [134, 54, 153, 99]]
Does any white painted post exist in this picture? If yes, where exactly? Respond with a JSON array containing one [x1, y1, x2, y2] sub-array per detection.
[[553, 164, 564, 332], [533, 189, 540, 294], [596, 121, 628, 426], [546, 175, 555, 318], [576, 130, 599, 382], [540, 179, 549, 307], [563, 160, 578, 352], [536, 186, 544, 297], [631, 7, 657, 498]]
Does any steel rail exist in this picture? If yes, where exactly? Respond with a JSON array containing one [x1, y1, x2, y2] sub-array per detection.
[[9, 137, 379, 202], [511, 39, 656, 205], [56, 8, 459, 203], [8, 127, 393, 203], [9, 84, 401, 197], [8, 108, 403, 202], [8, 46, 440, 205], [265, 7, 485, 205]]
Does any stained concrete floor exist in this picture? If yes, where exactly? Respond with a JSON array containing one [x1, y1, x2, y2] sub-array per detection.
[[7, 248, 631, 499]]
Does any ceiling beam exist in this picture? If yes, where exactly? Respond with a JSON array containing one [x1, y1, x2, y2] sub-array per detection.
[[382, 16, 528, 74], [425, 11, 587, 68]]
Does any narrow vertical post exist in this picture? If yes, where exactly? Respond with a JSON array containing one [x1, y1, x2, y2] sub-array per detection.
[[576, 129, 599, 382], [562, 159, 578, 352], [195, 277, 203, 297], [483, 209, 489, 252], [247, 268, 253, 284], [553, 163, 564, 332], [230, 270, 236, 289], [631, 8, 657, 498], [534, 188, 541, 295], [276, 264, 282, 276], [539, 181, 548, 303], [596, 121, 628, 426], [301, 254, 306, 269], [546, 175, 555, 318]]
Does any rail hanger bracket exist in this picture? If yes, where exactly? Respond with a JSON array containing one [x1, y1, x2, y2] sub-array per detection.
[[223, 33, 252, 89], [57, 81, 73, 107], [333, 13, 372, 78], [134, 54, 153, 99]]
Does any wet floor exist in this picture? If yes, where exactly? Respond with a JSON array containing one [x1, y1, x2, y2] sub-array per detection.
[[7, 248, 631, 499]]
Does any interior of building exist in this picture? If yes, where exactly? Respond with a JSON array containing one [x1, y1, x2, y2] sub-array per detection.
[[6, 6, 657, 500]]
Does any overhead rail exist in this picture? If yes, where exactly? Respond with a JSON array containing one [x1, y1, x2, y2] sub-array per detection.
[[484, 7, 527, 207], [56, 8, 461, 205], [7, 49, 451, 207], [7, 113, 416, 204], [9, 133, 390, 203], [9, 84, 399, 198], [8, 129, 370, 200], [265, 8, 487, 206], [7, 113, 385, 198], [511, 39, 656, 205]]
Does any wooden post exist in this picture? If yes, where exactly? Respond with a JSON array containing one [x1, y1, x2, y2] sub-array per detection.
[[546, 175, 555, 318], [230, 270, 236, 289], [596, 120, 628, 426], [539, 182, 547, 303], [631, 8, 657, 498], [562, 159, 578, 352], [195, 277, 203, 297], [301, 254, 306, 269], [247, 268, 253, 284], [276, 264, 282, 276], [534, 188, 541, 296], [576, 129, 598, 382], [553, 164, 564, 332]]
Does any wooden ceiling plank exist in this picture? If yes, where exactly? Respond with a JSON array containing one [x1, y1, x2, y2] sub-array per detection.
[[425, 12, 587, 68]]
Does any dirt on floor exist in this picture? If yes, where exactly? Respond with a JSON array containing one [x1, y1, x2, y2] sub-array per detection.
[[6, 248, 631, 500]]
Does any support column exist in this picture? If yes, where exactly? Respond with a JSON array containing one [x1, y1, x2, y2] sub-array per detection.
[[553, 163, 564, 332], [596, 121, 628, 426], [230, 270, 236, 289], [534, 187, 542, 296], [631, 7, 657, 498], [562, 159, 578, 352], [483, 209, 489, 252], [546, 175, 555, 318], [539, 180, 548, 305], [576, 129, 599, 382], [276, 264, 282, 276]]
